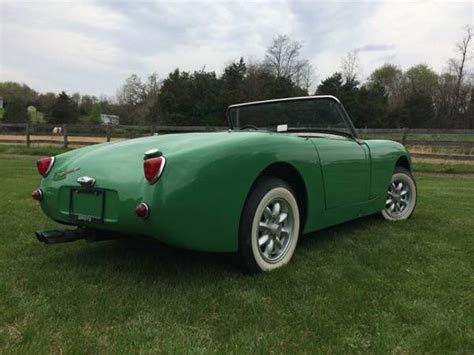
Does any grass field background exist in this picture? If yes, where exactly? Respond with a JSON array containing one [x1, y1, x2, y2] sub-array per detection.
[[0, 156, 473, 352]]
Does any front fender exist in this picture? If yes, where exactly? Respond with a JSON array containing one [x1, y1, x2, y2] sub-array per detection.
[[364, 139, 411, 199]]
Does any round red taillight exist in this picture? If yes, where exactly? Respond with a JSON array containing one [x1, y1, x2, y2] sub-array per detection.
[[144, 156, 166, 183], [32, 189, 43, 201], [135, 203, 150, 219], [37, 157, 55, 177]]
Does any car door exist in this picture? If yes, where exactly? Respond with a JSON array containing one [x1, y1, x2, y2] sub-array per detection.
[[310, 135, 369, 209]]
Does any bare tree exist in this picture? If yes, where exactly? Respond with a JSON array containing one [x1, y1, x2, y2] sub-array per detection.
[[117, 73, 161, 106], [117, 74, 144, 106], [341, 50, 360, 85], [265, 34, 313, 88], [294, 62, 315, 92], [448, 25, 473, 126]]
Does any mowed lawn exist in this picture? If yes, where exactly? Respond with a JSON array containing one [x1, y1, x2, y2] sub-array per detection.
[[0, 157, 472, 353]]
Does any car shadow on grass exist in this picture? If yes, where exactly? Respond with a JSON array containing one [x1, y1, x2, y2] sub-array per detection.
[[40, 215, 384, 278], [299, 215, 382, 248], [42, 235, 242, 276]]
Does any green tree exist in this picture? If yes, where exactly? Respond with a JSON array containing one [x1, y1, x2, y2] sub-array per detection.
[[159, 69, 193, 125], [316, 72, 362, 126], [0, 82, 38, 104], [80, 103, 102, 125], [358, 84, 388, 128], [241, 63, 275, 101], [159, 69, 222, 125], [3, 98, 29, 123], [79, 95, 97, 116], [50, 91, 79, 124], [37, 92, 57, 120], [316, 73, 345, 97], [367, 64, 403, 111], [402, 64, 438, 127], [404, 64, 438, 96], [400, 92, 435, 128], [220, 58, 247, 109], [190, 70, 222, 125]]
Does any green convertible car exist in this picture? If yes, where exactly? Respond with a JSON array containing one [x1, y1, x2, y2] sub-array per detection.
[[33, 96, 417, 272]]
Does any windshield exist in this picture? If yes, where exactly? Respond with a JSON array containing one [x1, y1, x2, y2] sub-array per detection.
[[228, 97, 353, 135]]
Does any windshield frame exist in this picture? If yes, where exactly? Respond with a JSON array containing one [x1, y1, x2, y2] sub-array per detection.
[[227, 95, 359, 139]]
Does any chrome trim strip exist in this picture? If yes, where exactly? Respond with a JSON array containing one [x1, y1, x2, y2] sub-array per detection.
[[144, 148, 162, 160], [227, 95, 341, 109], [44, 156, 56, 177], [150, 156, 166, 184]]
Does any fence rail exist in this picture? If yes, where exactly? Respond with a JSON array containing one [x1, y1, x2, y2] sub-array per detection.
[[0, 124, 473, 161]]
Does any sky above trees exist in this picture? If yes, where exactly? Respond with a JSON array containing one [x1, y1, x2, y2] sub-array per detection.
[[1, 0, 472, 97]]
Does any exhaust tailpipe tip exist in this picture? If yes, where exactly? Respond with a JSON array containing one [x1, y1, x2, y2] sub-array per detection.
[[35, 231, 46, 243], [34, 229, 87, 244], [34, 228, 117, 245]]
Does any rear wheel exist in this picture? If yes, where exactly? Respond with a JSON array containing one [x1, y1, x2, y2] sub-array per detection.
[[381, 167, 417, 221], [239, 178, 300, 273]]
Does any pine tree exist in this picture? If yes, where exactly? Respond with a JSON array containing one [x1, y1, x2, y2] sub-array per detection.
[[50, 91, 79, 123]]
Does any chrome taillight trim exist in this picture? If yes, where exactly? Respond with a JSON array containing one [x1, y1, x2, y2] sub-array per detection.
[[43, 156, 56, 177], [144, 148, 163, 160]]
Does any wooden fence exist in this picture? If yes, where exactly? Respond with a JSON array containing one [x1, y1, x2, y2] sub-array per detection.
[[0, 123, 473, 162]]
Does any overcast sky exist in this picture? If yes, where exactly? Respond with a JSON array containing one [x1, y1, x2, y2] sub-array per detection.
[[1, 0, 473, 97]]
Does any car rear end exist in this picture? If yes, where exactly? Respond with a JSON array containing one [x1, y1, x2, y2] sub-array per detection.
[[32, 139, 167, 243]]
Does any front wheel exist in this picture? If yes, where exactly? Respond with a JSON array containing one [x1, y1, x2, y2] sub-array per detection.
[[381, 167, 417, 221], [239, 178, 300, 273]]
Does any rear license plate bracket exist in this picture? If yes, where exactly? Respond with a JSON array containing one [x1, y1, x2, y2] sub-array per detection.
[[69, 188, 105, 223]]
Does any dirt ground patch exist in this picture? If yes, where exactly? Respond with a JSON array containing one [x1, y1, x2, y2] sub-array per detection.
[[412, 157, 474, 166]]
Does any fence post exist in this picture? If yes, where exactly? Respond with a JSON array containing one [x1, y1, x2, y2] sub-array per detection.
[[62, 124, 68, 148], [26, 122, 31, 147], [106, 124, 111, 142], [401, 127, 409, 145]]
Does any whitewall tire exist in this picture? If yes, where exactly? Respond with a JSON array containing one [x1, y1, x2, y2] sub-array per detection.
[[381, 167, 417, 221], [239, 178, 300, 272]]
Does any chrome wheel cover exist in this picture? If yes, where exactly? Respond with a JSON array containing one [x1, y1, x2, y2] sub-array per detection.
[[384, 178, 412, 219], [256, 198, 294, 263]]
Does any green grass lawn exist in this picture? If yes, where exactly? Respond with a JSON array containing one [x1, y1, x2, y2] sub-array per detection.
[[414, 161, 474, 174], [0, 157, 473, 352], [0, 144, 72, 157]]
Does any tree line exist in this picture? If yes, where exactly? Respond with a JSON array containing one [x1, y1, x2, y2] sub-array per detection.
[[0, 27, 472, 129]]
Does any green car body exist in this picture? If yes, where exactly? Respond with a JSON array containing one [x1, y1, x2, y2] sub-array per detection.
[[37, 126, 411, 252]]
